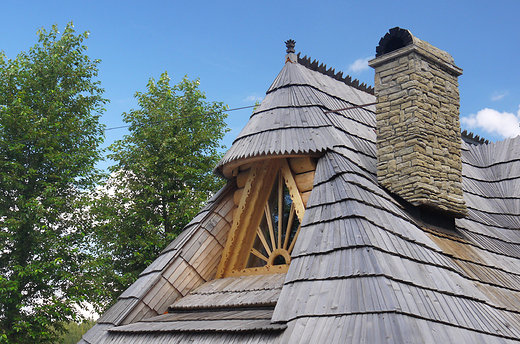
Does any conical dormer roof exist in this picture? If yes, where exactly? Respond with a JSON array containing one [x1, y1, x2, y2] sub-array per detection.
[[217, 49, 376, 177]]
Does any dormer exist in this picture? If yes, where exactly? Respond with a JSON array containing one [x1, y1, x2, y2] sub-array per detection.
[[217, 157, 316, 277], [215, 40, 326, 278]]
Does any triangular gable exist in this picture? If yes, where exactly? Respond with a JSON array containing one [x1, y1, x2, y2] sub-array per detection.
[[217, 158, 309, 278]]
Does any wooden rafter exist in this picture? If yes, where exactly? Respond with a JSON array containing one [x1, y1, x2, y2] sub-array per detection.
[[281, 159, 306, 223], [265, 204, 276, 252], [277, 174, 283, 249], [283, 203, 295, 251], [250, 247, 269, 263], [288, 224, 302, 254], [217, 159, 280, 278], [217, 161, 263, 278], [256, 226, 272, 256]]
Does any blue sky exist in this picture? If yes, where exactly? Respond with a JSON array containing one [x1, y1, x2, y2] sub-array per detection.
[[2, 0, 519, 170]]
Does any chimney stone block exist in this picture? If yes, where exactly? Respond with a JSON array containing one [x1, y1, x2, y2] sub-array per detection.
[[369, 28, 467, 218]]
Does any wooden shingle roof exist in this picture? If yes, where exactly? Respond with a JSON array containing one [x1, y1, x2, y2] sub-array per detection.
[[216, 59, 376, 177], [81, 42, 520, 343]]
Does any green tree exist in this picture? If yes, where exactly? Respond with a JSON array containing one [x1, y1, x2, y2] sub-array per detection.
[[90, 72, 228, 303], [59, 319, 95, 344], [0, 23, 107, 343]]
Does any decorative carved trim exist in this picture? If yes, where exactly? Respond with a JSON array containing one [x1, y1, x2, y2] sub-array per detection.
[[281, 159, 305, 223], [217, 161, 262, 278], [229, 264, 289, 277], [297, 53, 374, 95], [218, 157, 316, 278]]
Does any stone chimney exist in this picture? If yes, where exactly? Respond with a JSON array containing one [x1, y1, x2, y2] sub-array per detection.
[[368, 27, 467, 217]]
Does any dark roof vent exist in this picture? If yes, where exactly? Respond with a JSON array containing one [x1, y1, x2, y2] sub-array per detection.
[[376, 27, 413, 57]]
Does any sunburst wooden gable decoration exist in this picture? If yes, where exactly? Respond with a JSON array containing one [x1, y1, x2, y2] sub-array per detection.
[[217, 157, 316, 278]]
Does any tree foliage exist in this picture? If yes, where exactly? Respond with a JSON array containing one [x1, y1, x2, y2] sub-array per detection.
[[0, 23, 107, 343], [90, 72, 228, 303], [59, 319, 95, 344]]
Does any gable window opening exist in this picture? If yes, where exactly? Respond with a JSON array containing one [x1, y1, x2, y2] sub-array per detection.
[[247, 171, 302, 269], [217, 157, 316, 278]]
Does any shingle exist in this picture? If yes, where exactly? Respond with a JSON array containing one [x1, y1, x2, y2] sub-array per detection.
[[109, 319, 286, 333], [169, 274, 285, 310], [102, 331, 283, 344], [81, 323, 113, 343], [91, 43, 520, 344], [97, 298, 141, 325]]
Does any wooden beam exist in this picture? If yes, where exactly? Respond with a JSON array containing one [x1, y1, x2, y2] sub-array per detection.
[[283, 203, 295, 250], [236, 170, 249, 188], [233, 188, 245, 206], [239, 162, 254, 171], [221, 153, 320, 178], [294, 171, 315, 192], [301, 191, 312, 208], [217, 159, 280, 278], [277, 173, 283, 250], [264, 204, 276, 253], [289, 157, 317, 174], [233, 188, 244, 206], [288, 224, 302, 254], [250, 247, 269, 263], [229, 264, 289, 276], [217, 161, 261, 278], [256, 226, 272, 256], [233, 160, 280, 273], [281, 159, 306, 223]]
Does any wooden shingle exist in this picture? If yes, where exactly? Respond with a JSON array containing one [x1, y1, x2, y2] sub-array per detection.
[[83, 36, 520, 344]]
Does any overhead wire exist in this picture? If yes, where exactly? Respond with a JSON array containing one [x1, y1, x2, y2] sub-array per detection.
[[0, 104, 257, 148]]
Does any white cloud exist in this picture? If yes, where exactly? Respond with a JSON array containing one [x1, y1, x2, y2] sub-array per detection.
[[491, 90, 509, 101], [76, 303, 99, 321], [244, 94, 264, 102], [348, 56, 371, 73], [461, 106, 520, 139]]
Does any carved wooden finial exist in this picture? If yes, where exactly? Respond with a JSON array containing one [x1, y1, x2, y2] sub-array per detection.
[[285, 39, 296, 54]]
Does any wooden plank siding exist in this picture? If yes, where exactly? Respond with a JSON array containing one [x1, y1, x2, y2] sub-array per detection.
[[82, 183, 236, 343]]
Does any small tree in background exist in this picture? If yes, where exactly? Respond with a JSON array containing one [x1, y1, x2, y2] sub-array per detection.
[[60, 319, 96, 344], [0, 23, 107, 343], [91, 73, 228, 303]]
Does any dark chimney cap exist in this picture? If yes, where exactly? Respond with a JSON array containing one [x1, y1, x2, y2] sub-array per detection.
[[285, 39, 296, 54], [376, 27, 413, 57]]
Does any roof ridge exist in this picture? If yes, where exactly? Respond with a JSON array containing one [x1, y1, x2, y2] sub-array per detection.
[[461, 129, 489, 145], [296, 52, 374, 95]]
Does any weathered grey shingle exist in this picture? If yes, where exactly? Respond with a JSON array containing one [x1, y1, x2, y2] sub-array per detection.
[[84, 44, 520, 344]]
